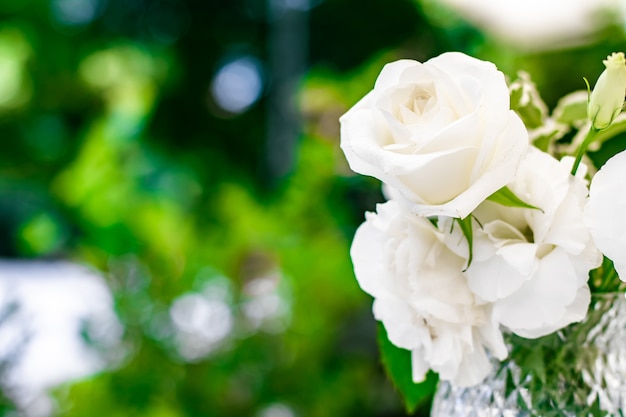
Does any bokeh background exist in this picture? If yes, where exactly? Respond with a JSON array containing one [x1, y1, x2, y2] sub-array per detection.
[[0, 0, 625, 416]]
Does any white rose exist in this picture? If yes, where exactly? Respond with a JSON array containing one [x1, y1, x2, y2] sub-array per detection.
[[585, 150, 626, 280], [351, 200, 507, 387], [450, 148, 601, 338], [588, 52, 626, 130], [340, 52, 528, 219]]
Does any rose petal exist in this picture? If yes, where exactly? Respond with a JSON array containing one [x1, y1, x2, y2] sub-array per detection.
[[466, 242, 536, 302], [495, 248, 579, 333], [586, 149, 626, 281]]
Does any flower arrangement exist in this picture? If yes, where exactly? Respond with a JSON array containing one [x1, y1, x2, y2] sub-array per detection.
[[340, 51, 626, 411]]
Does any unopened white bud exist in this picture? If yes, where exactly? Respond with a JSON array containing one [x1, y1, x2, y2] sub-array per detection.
[[588, 52, 626, 130]]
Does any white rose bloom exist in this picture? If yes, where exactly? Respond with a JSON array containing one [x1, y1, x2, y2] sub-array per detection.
[[351, 200, 507, 387], [452, 147, 601, 338], [586, 150, 626, 280], [340, 52, 528, 219]]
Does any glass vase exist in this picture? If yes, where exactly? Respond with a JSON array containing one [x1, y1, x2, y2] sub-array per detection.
[[431, 293, 626, 416]]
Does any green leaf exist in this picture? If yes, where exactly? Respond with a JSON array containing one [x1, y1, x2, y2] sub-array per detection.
[[519, 346, 546, 383], [455, 216, 473, 270], [486, 186, 540, 211], [509, 71, 548, 129], [588, 256, 624, 293], [530, 126, 565, 152], [552, 90, 588, 125], [377, 323, 437, 414]]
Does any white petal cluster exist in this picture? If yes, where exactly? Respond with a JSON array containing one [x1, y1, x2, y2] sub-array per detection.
[[351, 201, 507, 387], [342, 51, 610, 388], [456, 148, 601, 338], [586, 150, 626, 280], [350, 148, 600, 385]]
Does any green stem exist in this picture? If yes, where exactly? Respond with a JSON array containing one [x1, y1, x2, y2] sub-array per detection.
[[571, 127, 600, 176]]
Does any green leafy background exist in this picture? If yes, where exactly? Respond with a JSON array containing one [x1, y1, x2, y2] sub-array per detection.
[[0, 0, 625, 415]]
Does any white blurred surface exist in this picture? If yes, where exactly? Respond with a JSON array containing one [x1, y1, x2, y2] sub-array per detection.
[[438, 0, 625, 50], [0, 260, 122, 416]]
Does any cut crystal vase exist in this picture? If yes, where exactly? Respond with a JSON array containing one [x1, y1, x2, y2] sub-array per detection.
[[431, 293, 626, 416]]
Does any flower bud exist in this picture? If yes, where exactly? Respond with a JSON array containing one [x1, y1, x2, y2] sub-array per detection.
[[588, 52, 626, 130]]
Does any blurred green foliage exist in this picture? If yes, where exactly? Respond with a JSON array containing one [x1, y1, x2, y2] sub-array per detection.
[[0, 0, 625, 416]]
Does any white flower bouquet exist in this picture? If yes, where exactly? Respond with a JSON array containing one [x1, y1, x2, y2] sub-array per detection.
[[340, 51, 626, 414]]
